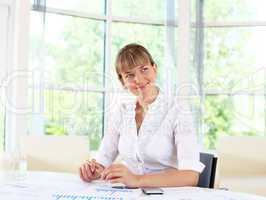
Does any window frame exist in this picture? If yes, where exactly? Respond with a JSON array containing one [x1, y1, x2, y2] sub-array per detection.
[[29, 0, 179, 141], [195, 0, 266, 148], [3, 0, 265, 152], [1, 0, 30, 152]]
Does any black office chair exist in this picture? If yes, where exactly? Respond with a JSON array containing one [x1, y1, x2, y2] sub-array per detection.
[[197, 152, 217, 188]]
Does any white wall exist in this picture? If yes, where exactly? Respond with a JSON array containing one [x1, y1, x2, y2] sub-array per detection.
[[0, 3, 9, 81], [0, 0, 30, 152]]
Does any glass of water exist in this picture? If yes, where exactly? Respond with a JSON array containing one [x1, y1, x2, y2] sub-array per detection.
[[0, 152, 28, 183]]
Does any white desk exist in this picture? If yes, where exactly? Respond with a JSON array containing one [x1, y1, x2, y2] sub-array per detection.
[[0, 171, 265, 200]]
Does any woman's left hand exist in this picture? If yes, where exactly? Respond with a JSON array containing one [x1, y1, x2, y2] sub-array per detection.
[[101, 164, 140, 187]]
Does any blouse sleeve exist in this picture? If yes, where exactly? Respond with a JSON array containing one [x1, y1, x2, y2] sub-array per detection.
[[173, 101, 205, 173], [94, 104, 122, 167]]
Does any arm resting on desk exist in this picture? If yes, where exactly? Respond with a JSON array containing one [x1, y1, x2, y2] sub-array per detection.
[[102, 164, 199, 188], [137, 168, 199, 188]]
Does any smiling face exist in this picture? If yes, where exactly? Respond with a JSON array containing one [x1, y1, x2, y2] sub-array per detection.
[[121, 64, 157, 96], [115, 44, 158, 97]]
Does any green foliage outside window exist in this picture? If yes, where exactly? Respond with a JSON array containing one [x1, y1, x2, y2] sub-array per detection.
[[203, 0, 264, 149], [29, 13, 104, 150], [24, 0, 265, 153]]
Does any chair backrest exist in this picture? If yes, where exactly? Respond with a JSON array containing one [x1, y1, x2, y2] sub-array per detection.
[[20, 135, 90, 174], [198, 152, 217, 188], [217, 136, 266, 176]]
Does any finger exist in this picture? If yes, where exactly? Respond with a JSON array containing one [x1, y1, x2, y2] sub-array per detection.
[[101, 169, 107, 180], [110, 178, 123, 184], [94, 164, 102, 174], [101, 168, 111, 180], [89, 161, 96, 173], [81, 165, 90, 182], [79, 167, 86, 182], [94, 162, 104, 171], [91, 159, 98, 172], [84, 164, 93, 181], [105, 171, 123, 180]]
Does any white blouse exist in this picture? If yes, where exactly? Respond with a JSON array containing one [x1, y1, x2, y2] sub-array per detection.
[[95, 90, 205, 175]]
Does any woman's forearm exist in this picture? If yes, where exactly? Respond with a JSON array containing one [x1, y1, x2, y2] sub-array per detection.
[[136, 168, 199, 188]]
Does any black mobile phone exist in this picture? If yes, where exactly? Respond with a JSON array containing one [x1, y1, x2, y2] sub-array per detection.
[[141, 187, 164, 195]]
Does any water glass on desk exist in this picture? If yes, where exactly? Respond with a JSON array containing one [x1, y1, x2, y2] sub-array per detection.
[[14, 152, 28, 181], [0, 152, 28, 183]]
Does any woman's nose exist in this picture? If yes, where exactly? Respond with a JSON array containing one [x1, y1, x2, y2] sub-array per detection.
[[134, 72, 143, 84]]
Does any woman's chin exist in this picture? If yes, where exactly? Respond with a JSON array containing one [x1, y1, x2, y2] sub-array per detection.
[[130, 85, 153, 96]]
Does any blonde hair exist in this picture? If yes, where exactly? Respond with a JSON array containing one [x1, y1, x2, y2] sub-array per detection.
[[115, 43, 155, 85]]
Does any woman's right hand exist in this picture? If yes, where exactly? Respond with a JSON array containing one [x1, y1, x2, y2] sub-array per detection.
[[79, 159, 105, 182]]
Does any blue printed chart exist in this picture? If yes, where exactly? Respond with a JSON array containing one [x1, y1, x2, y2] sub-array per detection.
[[0, 172, 141, 200], [52, 186, 140, 200], [52, 194, 124, 200]]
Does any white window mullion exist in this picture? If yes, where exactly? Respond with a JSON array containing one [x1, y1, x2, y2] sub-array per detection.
[[2, 0, 16, 152], [3, 0, 30, 152], [0, 3, 8, 83], [177, 0, 191, 94], [40, 6, 107, 22], [178, 0, 205, 147], [103, 0, 112, 138], [265, 71, 266, 135], [30, 0, 46, 136], [0, 2, 9, 151], [194, 0, 205, 149], [164, 0, 176, 96], [200, 21, 266, 28]]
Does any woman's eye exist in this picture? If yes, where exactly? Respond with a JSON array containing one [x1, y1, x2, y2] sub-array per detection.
[[126, 74, 134, 79], [141, 67, 148, 72]]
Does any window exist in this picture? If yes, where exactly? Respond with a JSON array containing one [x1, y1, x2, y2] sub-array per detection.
[[28, 0, 178, 151], [29, 9, 105, 150], [112, 0, 165, 21], [2, 0, 264, 152], [201, 0, 266, 149], [46, 0, 104, 15]]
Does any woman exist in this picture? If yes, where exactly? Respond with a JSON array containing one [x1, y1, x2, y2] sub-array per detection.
[[79, 43, 204, 188]]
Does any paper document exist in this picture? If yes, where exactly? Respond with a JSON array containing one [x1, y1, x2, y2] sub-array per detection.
[[0, 179, 141, 200]]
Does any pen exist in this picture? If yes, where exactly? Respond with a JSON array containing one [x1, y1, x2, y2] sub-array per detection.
[[111, 186, 138, 189]]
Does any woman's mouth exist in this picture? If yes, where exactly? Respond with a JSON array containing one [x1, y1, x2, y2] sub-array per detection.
[[138, 82, 149, 90]]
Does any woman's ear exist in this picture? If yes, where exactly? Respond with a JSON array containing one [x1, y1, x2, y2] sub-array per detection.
[[119, 77, 127, 90], [152, 64, 157, 73]]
